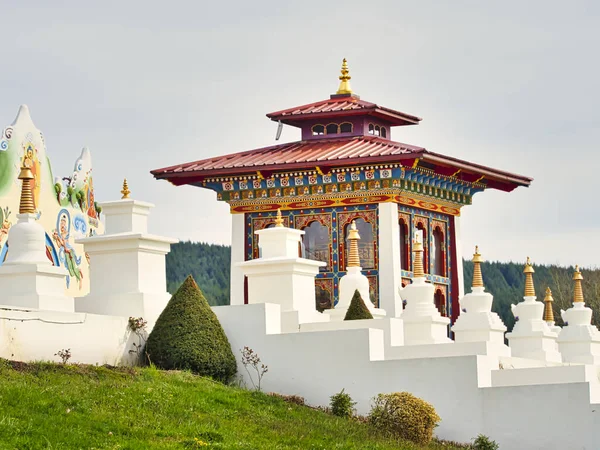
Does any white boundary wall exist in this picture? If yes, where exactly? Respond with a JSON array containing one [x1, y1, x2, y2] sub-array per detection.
[[215, 303, 600, 450]]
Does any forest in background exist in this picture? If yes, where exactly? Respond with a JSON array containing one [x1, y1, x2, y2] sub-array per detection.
[[166, 242, 600, 329]]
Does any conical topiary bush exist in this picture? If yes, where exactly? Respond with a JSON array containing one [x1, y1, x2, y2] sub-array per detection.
[[146, 275, 237, 382], [344, 289, 374, 320]]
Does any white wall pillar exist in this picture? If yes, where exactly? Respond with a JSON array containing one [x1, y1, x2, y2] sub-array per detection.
[[453, 215, 465, 301], [378, 202, 402, 317], [230, 213, 246, 306]]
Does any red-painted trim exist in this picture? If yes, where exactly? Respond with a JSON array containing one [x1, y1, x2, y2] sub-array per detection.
[[449, 215, 460, 324]]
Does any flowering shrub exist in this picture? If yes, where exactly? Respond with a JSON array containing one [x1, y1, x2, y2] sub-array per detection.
[[128, 316, 148, 365], [240, 346, 268, 391], [55, 349, 72, 364]]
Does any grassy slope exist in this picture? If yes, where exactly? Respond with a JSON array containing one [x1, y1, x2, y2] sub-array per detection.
[[0, 361, 464, 450]]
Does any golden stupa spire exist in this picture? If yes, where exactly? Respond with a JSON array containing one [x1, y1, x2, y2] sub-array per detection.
[[523, 257, 536, 297], [121, 178, 131, 199], [413, 238, 425, 278], [573, 265, 584, 303], [18, 155, 35, 214], [472, 246, 484, 288], [274, 208, 284, 227], [347, 220, 361, 267], [336, 58, 353, 95], [543, 287, 555, 322]]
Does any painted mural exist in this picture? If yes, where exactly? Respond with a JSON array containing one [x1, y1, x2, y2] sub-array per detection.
[[0, 105, 104, 296]]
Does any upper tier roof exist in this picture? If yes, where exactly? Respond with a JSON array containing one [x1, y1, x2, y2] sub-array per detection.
[[266, 95, 422, 128], [151, 135, 532, 192]]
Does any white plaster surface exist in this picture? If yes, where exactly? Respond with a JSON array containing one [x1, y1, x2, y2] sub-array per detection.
[[559, 302, 600, 364], [377, 202, 402, 317], [215, 303, 600, 450], [229, 213, 246, 306]]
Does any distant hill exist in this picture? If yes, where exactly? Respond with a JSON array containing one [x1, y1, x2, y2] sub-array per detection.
[[166, 242, 600, 329]]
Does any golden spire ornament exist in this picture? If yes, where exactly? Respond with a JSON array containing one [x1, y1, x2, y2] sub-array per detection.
[[274, 208, 284, 227], [412, 239, 425, 278], [472, 245, 484, 288], [573, 265, 584, 303], [543, 287, 555, 322], [523, 257, 536, 297], [121, 178, 131, 199], [347, 220, 361, 267], [336, 58, 353, 95], [18, 156, 35, 214]]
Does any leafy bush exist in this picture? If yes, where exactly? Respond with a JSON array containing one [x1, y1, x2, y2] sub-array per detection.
[[330, 389, 356, 418], [146, 275, 237, 382], [344, 290, 374, 321], [472, 434, 499, 450], [368, 392, 440, 445], [268, 392, 306, 406]]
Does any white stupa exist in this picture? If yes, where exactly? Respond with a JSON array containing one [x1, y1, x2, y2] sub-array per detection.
[[542, 287, 562, 335], [557, 266, 600, 364], [326, 220, 385, 321], [452, 246, 508, 347], [505, 258, 561, 363], [400, 232, 451, 345], [0, 157, 74, 312]]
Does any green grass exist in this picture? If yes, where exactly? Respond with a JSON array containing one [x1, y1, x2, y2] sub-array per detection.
[[0, 360, 467, 449]]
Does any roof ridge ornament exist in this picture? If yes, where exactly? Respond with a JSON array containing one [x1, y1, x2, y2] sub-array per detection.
[[336, 58, 353, 95]]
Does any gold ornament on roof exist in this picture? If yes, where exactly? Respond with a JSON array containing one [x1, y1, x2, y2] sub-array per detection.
[[573, 265, 584, 303], [18, 156, 35, 214], [336, 58, 353, 95], [121, 179, 131, 199], [274, 208, 284, 227], [543, 287, 555, 323], [472, 245, 484, 288], [523, 256, 536, 297], [347, 220, 361, 267], [412, 239, 425, 278]]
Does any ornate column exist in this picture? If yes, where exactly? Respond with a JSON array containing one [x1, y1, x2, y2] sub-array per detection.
[[505, 258, 561, 363], [230, 213, 246, 305], [558, 266, 600, 364]]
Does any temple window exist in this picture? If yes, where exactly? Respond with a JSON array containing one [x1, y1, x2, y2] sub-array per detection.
[[326, 123, 339, 135], [258, 222, 276, 258], [311, 124, 325, 136], [399, 219, 409, 270], [432, 227, 445, 276], [345, 218, 375, 269], [301, 220, 330, 271], [368, 123, 374, 135], [381, 127, 387, 138], [340, 122, 353, 133], [374, 125, 381, 136]]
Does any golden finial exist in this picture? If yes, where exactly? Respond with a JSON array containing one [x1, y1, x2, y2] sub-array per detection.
[[523, 256, 536, 297], [472, 245, 484, 288], [573, 265, 584, 303], [121, 178, 131, 199], [18, 156, 35, 214], [336, 58, 353, 95], [274, 208, 284, 227], [412, 239, 425, 278], [543, 287, 555, 322], [347, 220, 361, 267]]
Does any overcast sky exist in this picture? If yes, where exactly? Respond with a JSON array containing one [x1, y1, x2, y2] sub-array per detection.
[[2, 1, 599, 267]]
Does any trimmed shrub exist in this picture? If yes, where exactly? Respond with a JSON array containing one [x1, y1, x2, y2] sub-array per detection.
[[368, 392, 440, 445], [344, 290, 373, 321], [472, 434, 499, 450], [330, 389, 356, 418], [146, 275, 236, 382]]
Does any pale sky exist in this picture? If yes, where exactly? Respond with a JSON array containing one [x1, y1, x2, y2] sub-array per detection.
[[2, 1, 599, 267]]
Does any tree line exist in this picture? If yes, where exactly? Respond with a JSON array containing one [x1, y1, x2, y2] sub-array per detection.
[[166, 242, 600, 330]]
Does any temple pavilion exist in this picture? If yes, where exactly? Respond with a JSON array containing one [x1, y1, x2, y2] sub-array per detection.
[[151, 59, 532, 322]]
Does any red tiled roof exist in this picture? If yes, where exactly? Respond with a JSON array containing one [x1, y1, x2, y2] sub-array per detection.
[[266, 95, 422, 127], [151, 136, 532, 192]]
